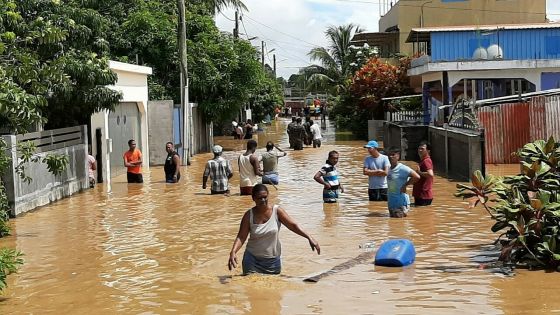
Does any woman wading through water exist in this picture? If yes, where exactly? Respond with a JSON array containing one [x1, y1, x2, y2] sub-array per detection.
[[228, 184, 321, 275]]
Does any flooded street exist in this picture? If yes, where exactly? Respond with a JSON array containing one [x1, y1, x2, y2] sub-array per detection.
[[1, 119, 560, 314]]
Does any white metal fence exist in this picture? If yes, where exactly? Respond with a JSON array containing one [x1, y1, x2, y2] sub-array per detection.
[[2, 125, 89, 216]]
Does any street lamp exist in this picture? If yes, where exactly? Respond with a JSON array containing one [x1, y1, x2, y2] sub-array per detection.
[[420, 0, 433, 28]]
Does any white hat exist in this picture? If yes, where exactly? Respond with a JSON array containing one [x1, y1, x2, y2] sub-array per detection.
[[212, 145, 223, 154], [232, 121, 238, 127]]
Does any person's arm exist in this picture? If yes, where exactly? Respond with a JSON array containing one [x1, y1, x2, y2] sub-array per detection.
[[363, 159, 388, 177], [363, 167, 387, 176], [277, 207, 320, 254], [202, 163, 210, 189], [313, 170, 330, 189], [401, 169, 421, 193], [416, 160, 434, 178], [173, 154, 181, 180], [275, 145, 287, 157], [227, 161, 234, 179], [228, 211, 251, 270], [123, 156, 132, 167], [417, 168, 434, 178], [132, 152, 143, 166], [250, 154, 263, 176]]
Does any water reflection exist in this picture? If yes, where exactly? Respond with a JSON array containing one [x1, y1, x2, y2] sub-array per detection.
[[1, 118, 558, 314]]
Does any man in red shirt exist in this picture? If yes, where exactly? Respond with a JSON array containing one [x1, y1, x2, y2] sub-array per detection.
[[412, 141, 434, 206]]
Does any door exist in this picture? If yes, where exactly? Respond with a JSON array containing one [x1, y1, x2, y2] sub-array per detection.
[[108, 102, 142, 178]]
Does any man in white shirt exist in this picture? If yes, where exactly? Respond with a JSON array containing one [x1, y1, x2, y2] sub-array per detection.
[[363, 140, 390, 201], [309, 120, 323, 148]]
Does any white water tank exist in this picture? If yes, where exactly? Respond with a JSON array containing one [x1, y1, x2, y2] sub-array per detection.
[[473, 47, 488, 60], [487, 44, 504, 59]]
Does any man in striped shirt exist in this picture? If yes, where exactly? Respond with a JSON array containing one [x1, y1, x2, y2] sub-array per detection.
[[202, 145, 233, 195], [313, 150, 344, 203]]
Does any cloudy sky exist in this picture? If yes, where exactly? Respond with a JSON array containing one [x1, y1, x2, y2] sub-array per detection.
[[216, 0, 560, 79]]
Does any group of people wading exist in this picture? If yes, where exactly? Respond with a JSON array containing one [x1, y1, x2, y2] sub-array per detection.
[[286, 116, 323, 150], [121, 120, 434, 277]]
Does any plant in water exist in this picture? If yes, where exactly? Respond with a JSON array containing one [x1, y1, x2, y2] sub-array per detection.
[[456, 137, 560, 269], [0, 249, 23, 291]]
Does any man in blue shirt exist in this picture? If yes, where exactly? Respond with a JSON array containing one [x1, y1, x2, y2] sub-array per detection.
[[363, 140, 390, 201], [387, 147, 420, 218]]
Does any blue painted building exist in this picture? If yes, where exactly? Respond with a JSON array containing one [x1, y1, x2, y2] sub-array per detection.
[[407, 23, 560, 124]]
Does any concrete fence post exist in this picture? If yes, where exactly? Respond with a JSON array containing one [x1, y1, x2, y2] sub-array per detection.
[[444, 129, 449, 177], [81, 125, 89, 189], [2, 135, 18, 217]]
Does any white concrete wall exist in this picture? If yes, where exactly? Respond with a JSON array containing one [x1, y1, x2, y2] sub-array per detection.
[[90, 61, 152, 190], [90, 111, 110, 186], [107, 63, 151, 170]]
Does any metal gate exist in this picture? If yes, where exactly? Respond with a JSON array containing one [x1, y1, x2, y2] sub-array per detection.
[[108, 102, 142, 177]]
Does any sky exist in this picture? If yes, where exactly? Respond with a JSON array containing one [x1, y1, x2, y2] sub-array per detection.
[[215, 0, 560, 79]]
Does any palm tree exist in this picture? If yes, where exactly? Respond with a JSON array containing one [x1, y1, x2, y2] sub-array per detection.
[[306, 24, 363, 95], [189, 0, 247, 14]]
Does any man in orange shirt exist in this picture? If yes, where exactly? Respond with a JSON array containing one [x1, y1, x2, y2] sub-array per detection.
[[123, 139, 143, 183]]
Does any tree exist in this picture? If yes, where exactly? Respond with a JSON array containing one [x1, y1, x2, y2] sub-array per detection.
[[305, 24, 363, 95], [329, 57, 411, 139], [349, 57, 412, 119], [1, 0, 122, 130], [0, 0, 101, 291]]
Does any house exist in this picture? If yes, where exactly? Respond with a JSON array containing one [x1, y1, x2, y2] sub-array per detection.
[[406, 23, 560, 124], [352, 0, 546, 57], [90, 61, 152, 187]]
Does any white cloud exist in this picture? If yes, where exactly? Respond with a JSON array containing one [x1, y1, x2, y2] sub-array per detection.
[[215, 0, 381, 79], [215, 0, 560, 79]]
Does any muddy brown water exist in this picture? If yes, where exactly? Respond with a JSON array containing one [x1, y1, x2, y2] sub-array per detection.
[[1, 119, 559, 314]]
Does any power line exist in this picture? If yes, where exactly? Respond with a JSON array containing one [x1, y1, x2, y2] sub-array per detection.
[[239, 14, 251, 41], [243, 14, 322, 48], [242, 18, 315, 64], [220, 12, 235, 22]]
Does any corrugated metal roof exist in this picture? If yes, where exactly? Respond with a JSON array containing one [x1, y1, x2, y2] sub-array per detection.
[[406, 23, 560, 42], [411, 23, 560, 33]]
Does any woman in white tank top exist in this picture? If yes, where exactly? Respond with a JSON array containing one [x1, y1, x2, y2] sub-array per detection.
[[228, 184, 321, 275]]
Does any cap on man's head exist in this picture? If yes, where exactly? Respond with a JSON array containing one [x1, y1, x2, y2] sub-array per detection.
[[364, 140, 379, 148], [212, 145, 223, 154]]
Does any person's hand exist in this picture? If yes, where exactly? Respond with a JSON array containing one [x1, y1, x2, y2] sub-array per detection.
[[340, 186, 345, 193], [172, 175, 178, 183], [400, 185, 407, 194], [416, 165, 421, 172], [323, 183, 331, 190], [308, 237, 321, 255], [202, 183, 207, 189], [228, 252, 238, 270]]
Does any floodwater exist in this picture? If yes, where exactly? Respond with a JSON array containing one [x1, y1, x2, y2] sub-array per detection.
[[1, 119, 559, 315]]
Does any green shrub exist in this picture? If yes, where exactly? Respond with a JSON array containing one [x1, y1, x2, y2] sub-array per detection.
[[456, 137, 560, 269], [0, 248, 23, 291]]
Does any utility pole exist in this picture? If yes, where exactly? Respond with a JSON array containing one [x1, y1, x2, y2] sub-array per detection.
[[233, 11, 239, 38], [261, 41, 265, 69], [273, 54, 276, 78], [178, 0, 190, 165]]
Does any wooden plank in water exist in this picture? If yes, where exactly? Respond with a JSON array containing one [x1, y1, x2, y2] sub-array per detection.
[[303, 252, 374, 283]]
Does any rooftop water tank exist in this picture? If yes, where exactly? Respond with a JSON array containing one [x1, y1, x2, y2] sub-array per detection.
[[473, 47, 488, 60], [487, 44, 504, 59]]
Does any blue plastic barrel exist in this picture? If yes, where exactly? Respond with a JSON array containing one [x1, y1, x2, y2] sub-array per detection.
[[374, 239, 416, 267]]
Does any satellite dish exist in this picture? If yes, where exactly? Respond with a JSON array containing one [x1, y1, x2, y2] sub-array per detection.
[[487, 44, 503, 59], [473, 47, 488, 60]]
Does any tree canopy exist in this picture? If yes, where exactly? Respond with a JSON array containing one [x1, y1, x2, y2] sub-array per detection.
[[0, 0, 122, 130]]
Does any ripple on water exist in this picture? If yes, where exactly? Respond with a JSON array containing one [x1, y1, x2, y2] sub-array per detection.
[[1, 118, 558, 314]]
